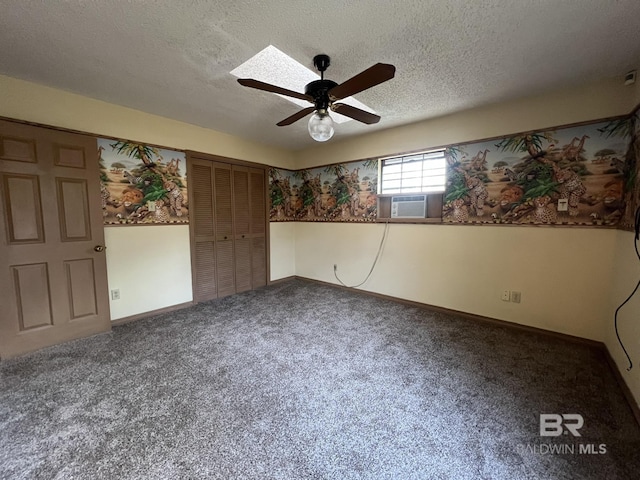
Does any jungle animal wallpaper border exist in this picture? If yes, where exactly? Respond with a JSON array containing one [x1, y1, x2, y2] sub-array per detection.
[[442, 117, 634, 227], [620, 109, 639, 231], [270, 160, 379, 222], [269, 113, 639, 231], [98, 138, 188, 225]]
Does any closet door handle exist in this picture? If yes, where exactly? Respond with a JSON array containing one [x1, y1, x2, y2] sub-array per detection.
[[223, 236, 228, 240], [241, 235, 245, 238]]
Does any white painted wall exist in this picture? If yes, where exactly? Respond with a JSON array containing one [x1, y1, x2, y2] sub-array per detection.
[[104, 226, 192, 320], [295, 222, 615, 341], [269, 222, 296, 280], [606, 230, 640, 408]]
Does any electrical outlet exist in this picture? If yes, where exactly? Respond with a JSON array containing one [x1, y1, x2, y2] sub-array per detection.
[[147, 200, 156, 212], [501, 290, 511, 302], [111, 289, 120, 300], [557, 199, 569, 212], [511, 291, 521, 303]]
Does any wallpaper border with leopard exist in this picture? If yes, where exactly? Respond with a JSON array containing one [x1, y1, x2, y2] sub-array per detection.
[[98, 139, 188, 225], [269, 114, 638, 230]]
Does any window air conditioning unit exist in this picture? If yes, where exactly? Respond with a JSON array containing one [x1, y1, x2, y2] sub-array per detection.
[[391, 195, 426, 218]]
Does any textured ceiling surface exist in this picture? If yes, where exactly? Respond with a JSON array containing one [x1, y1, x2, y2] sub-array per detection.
[[1, 1, 639, 150]]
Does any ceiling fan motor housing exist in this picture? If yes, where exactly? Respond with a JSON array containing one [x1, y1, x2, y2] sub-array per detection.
[[305, 79, 338, 111]]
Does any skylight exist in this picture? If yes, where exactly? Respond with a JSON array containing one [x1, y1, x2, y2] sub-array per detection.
[[230, 45, 375, 124]]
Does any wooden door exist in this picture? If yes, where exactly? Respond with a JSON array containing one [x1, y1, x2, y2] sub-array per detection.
[[213, 162, 236, 297], [233, 166, 252, 293], [0, 120, 111, 358]]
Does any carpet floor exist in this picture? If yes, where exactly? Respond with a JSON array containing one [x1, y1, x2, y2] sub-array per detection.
[[1, 279, 639, 479]]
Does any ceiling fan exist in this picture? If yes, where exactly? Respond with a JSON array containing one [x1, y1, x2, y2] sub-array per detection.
[[236, 54, 396, 142]]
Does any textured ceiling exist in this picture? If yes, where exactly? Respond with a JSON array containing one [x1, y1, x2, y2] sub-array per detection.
[[1, 1, 639, 150]]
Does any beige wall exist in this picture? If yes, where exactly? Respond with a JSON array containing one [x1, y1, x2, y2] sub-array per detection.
[[607, 230, 640, 409], [0, 75, 295, 319], [0, 75, 294, 169], [295, 76, 636, 169], [104, 226, 192, 320], [269, 222, 296, 280], [295, 223, 615, 341], [289, 74, 640, 405]]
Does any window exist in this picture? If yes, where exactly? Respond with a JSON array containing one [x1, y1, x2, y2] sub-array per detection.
[[379, 149, 446, 194]]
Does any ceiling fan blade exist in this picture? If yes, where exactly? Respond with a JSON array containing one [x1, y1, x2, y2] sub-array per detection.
[[237, 78, 313, 102], [328, 63, 396, 101], [332, 103, 381, 124], [277, 107, 316, 126]]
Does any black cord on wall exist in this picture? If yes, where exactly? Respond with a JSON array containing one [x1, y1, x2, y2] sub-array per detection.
[[614, 206, 640, 371]]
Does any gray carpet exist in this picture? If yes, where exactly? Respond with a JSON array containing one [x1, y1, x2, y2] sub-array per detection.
[[1, 279, 639, 480]]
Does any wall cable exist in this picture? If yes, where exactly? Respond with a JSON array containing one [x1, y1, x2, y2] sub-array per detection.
[[614, 205, 640, 371], [334, 221, 390, 288]]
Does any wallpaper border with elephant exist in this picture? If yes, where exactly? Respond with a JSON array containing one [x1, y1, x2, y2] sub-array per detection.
[[269, 111, 639, 231]]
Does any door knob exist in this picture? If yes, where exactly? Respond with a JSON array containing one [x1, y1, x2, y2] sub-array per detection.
[[94, 245, 107, 252]]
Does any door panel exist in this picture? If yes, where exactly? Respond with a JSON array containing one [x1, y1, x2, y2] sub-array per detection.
[[56, 178, 91, 241], [2, 173, 44, 244], [251, 236, 267, 288], [250, 169, 266, 235], [233, 167, 250, 235], [192, 164, 214, 238], [214, 164, 233, 240], [213, 162, 235, 297], [191, 161, 217, 302], [64, 258, 98, 319], [234, 237, 252, 293], [249, 168, 267, 288], [215, 240, 235, 297], [11, 263, 53, 330], [233, 166, 251, 292], [0, 119, 111, 358], [54, 144, 86, 168], [194, 241, 216, 302], [0, 135, 37, 163]]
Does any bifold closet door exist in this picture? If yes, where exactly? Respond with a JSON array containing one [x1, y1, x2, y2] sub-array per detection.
[[232, 166, 252, 293], [190, 156, 267, 302], [213, 162, 236, 298], [249, 167, 267, 288], [191, 160, 217, 302]]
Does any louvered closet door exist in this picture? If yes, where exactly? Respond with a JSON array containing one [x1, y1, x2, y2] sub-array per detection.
[[249, 167, 267, 288], [213, 162, 236, 297], [191, 160, 217, 302], [232, 166, 252, 293]]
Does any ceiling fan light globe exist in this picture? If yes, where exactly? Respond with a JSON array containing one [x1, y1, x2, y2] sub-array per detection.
[[308, 111, 334, 142]]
